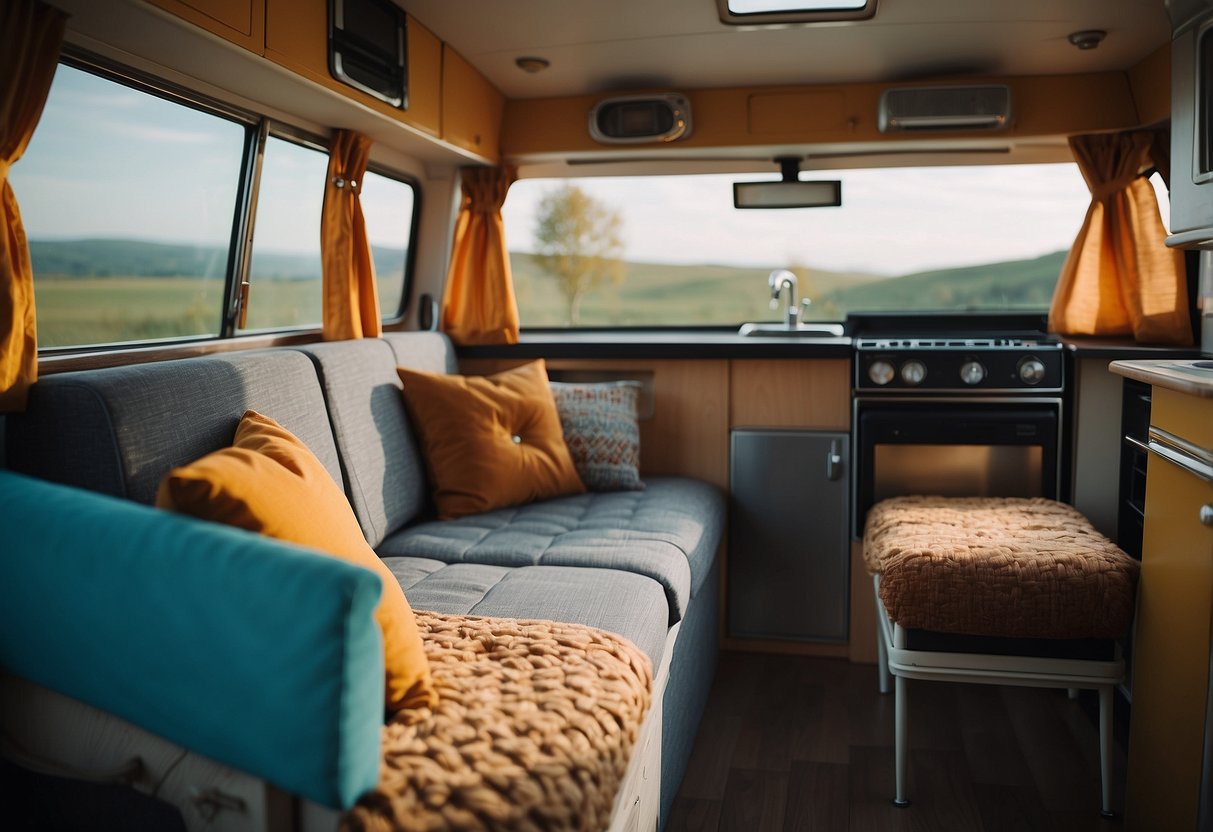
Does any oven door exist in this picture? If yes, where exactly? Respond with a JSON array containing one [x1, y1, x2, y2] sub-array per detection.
[[854, 399, 1061, 536]]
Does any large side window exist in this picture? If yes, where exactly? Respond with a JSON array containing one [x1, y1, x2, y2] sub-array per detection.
[[12, 62, 249, 348]]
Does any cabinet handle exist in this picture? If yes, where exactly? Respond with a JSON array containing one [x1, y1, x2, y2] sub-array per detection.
[[826, 440, 843, 481], [1201, 504, 1213, 527]]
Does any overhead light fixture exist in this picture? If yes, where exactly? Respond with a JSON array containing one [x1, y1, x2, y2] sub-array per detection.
[[733, 157, 842, 209], [515, 56, 550, 73], [1068, 30, 1107, 50], [717, 0, 876, 25]]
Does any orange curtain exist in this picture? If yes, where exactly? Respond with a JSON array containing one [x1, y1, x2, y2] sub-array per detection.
[[441, 165, 520, 345], [1048, 131, 1192, 345], [0, 0, 66, 411], [320, 130, 381, 341]]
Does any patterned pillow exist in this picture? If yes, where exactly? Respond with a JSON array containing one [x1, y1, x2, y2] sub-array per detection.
[[549, 381, 645, 491]]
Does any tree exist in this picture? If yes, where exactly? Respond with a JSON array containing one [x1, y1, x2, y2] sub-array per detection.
[[533, 184, 625, 325]]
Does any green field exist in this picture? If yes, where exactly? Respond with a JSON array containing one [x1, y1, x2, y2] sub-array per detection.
[[30, 238, 1067, 346]]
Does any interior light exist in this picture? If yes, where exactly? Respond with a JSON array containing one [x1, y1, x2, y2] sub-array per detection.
[[728, 0, 868, 12], [717, 0, 876, 24]]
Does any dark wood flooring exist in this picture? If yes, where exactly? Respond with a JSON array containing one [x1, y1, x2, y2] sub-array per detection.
[[667, 651, 1128, 832]]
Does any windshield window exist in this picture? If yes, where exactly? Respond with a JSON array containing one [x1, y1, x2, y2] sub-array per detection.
[[502, 165, 1113, 327]]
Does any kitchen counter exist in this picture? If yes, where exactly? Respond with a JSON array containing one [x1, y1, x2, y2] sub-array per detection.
[[1062, 335, 1204, 360], [455, 329, 853, 360], [1110, 358, 1213, 399]]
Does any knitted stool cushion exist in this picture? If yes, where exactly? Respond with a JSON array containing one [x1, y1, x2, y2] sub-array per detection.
[[863, 496, 1139, 640], [344, 610, 652, 832]]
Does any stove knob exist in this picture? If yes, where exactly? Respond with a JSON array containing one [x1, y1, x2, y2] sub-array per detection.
[[868, 360, 895, 386], [1018, 356, 1046, 385], [960, 360, 986, 385], [900, 360, 927, 385]]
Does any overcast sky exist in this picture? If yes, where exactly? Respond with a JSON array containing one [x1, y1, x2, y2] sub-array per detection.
[[13, 63, 1171, 279]]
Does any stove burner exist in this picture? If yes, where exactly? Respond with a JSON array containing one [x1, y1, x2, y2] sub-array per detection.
[[855, 337, 1050, 350]]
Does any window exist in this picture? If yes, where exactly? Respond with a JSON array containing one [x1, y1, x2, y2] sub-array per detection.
[[361, 167, 417, 319], [13, 57, 419, 350], [13, 62, 247, 348], [243, 135, 327, 331], [502, 165, 1093, 328]]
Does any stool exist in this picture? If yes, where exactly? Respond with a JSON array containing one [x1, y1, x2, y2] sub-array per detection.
[[863, 496, 1140, 817]]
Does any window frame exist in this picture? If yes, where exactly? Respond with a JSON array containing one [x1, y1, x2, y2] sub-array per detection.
[[31, 48, 419, 354]]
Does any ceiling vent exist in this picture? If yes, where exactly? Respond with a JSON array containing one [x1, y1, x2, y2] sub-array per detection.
[[878, 85, 1012, 133]]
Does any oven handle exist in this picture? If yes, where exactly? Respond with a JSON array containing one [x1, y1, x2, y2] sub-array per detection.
[[1145, 427, 1213, 483], [827, 439, 843, 481]]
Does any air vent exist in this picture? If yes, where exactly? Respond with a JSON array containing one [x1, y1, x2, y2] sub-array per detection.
[[878, 85, 1011, 133]]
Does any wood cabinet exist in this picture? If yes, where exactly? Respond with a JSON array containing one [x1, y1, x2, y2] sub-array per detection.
[[1125, 387, 1213, 830], [263, 1, 443, 138], [144, 0, 264, 53], [441, 45, 505, 161]]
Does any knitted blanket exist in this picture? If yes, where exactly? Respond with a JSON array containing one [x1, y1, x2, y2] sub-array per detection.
[[863, 496, 1139, 639], [343, 611, 653, 832]]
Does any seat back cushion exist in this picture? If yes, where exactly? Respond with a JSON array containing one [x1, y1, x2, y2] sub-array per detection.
[[6, 350, 341, 505]]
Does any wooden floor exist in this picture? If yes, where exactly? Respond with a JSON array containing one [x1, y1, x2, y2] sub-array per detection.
[[667, 651, 1128, 832]]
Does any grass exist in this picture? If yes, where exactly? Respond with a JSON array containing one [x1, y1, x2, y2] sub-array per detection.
[[32, 248, 1066, 346]]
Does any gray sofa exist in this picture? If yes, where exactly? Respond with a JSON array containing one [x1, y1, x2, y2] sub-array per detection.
[[4, 332, 724, 827]]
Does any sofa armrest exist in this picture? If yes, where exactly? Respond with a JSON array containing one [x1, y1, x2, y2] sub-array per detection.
[[0, 470, 383, 810]]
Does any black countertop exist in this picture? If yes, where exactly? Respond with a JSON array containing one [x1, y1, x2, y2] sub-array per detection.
[[455, 329, 1203, 362], [455, 330, 853, 360]]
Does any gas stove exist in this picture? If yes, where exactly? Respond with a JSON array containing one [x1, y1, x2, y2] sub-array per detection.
[[854, 335, 1064, 393]]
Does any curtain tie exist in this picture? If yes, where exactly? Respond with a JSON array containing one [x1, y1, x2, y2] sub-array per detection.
[[1091, 174, 1141, 203], [332, 176, 360, 193]]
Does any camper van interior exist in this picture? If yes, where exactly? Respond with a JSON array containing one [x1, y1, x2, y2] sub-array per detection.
[[2, 0, 1213, 830]]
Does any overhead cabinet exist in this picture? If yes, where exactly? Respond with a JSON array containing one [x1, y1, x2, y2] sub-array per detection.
[[144, 0, 265, 53]]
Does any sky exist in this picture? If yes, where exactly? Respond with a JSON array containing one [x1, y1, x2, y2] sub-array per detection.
[[12, 64, 1172, 278], [11, 64, 413, 255]]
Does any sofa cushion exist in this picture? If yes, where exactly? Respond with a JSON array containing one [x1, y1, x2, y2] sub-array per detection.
[[386, 558, 669, 668], [296, 338, 431, 547], [378, 476, 724, 623], [397, 360, 586, 519], [157, 410, 436, 714], [6, 350, 341, 505]]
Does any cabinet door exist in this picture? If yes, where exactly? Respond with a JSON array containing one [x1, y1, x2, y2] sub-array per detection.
[[728, 430, 849, 642], [145, 0, 265, 53], [1125, 439, 1213, 830], [441, 45, 504, 161]]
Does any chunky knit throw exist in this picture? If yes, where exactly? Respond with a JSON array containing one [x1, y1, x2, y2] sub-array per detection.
[[343, 611, 652, 832], [863, 496, 1139, 639]]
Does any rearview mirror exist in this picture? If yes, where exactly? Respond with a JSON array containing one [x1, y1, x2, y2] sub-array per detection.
[[733, 179, 841, 209]]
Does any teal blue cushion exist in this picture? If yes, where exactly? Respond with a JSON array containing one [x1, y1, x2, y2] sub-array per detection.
[[0, 470, 384, 809]]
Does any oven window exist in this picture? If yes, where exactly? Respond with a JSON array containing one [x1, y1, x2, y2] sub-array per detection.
[[502, 164, 1092, 328], [872, 444, 1044, 503]]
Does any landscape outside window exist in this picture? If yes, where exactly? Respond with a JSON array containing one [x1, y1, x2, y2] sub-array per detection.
[[502, 166, 1168, 328], [14, 64, 245, 347], [14, 64, 418, 349]]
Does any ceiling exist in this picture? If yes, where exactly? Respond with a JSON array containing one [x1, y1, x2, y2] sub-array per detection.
[[400, 0, 1173, 100]]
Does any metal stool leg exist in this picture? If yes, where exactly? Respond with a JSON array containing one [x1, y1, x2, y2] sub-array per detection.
[[893, 673, 910, 807], [1099, 685, 1115, 818], [876, 618, 891, 695]]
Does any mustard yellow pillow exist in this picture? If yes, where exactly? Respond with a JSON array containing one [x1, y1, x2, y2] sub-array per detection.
[[397, 359, 586, 520], [156, 410, 436, 714]]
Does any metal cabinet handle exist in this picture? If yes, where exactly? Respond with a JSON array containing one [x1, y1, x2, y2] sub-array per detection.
[[1201, 504, 1213, 527], [826, 440, 843, 481]]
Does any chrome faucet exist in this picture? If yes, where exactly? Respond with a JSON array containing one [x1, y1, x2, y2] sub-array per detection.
[[768, 269, 811, 327]]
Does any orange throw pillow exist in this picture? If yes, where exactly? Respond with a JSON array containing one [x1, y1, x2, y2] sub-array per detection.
[[397, 360, 586, 520], [156, 410, 436, 714]]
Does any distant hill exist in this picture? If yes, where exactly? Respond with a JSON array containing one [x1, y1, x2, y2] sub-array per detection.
[[29, 238, 407, 281], [819, 250, 1068, 312]]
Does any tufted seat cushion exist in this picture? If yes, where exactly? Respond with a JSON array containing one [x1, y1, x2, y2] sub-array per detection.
[[387, 557, 669, 668], [379, 477, 723, 624], [864, 495, 1139, 640]]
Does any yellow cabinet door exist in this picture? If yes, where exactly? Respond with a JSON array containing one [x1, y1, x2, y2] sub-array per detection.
[[1125, 430, 1213, 829]]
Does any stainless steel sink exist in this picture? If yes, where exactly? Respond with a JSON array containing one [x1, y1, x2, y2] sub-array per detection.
[[738, 322, 845, 337]]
